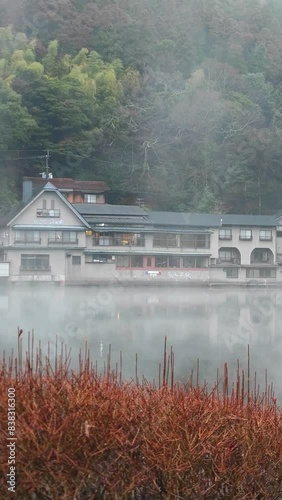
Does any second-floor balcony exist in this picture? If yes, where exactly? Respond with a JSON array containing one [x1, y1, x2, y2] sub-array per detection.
[[153, 234, 211, 249], [217, 247, 241, 265], [250, 248, 274, 265], [92, 233, 145, 247], [48, 237, 78, 245]]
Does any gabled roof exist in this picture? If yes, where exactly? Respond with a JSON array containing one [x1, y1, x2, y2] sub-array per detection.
[[7, 182, 91, 228], [23, 177, 109, 193]]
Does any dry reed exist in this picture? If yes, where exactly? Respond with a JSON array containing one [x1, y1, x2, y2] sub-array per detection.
[[0, 331, 282, 499]]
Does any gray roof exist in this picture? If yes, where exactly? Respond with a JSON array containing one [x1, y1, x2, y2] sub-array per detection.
[[84, 249, 211, 256], [85, 216, 148, 224], [147, 212, 277, 227], [73, 204, 147, 217]]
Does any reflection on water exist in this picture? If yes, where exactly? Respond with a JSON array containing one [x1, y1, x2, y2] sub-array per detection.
[[0, 285, 282, 399]]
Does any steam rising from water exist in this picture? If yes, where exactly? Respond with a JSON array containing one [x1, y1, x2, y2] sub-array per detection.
[[0, 285, 281, 399]]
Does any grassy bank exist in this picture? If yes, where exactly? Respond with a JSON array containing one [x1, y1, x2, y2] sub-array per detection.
[[0, 333, 282, 499]]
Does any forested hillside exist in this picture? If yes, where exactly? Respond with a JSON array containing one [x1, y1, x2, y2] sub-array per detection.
[[1, 0, 282, 213]]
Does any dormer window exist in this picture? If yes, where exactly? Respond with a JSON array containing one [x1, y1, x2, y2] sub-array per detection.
[[84, 194, 97, 203]]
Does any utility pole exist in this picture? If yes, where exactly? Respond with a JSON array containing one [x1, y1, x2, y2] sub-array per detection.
[[39, 150, 52, 179], [45, 149, 50, 178]]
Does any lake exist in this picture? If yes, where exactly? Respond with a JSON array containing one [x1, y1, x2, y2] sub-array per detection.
[[1, 284, 282, 399]]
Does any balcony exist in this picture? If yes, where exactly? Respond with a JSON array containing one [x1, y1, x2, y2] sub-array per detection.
[[92, 237, 145, 247], [218, 257, 241, 265], [250, 249, 274, 265], [48, 239, 78, 245], [37, 209, 60, 218], [14, 239, 41, 245]]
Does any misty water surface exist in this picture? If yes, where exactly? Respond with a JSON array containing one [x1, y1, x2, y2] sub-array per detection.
[[0, 284, 281, 399]]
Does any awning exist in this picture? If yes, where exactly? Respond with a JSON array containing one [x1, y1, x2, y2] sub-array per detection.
[[90, 227, 213, 234], [84, 249, 211, 256], [13, 225, 87, 231]]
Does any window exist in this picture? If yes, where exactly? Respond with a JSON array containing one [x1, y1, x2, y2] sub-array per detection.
[[72, 256, 81, 265], [62, 232, 77, 243], [51, 200, 55, 209], [195, 256, 208, 268], [153, 234, 177, 247], [114, 233, 145, 246], [131, 256, 143, 267], [219, 248, 240, 264], [48, 231, 77, 243], [251, 249, 271, 263], [0, 252, 7, 262], [226, 268, 238, 278], [277, 231, 282, 238], [240, 229, 252, 240], [246, 268, 276, 278], [259, 230, 272, 241], [21, 254, 50, 271], [183, 256, 208, 268], [37, 208, 60, 217], [87, 254, 113, 263], [84, 194, 97, 203], [155, 256, 168, 268], [15, 231, 40, 243], [94, 233, 112, 246], [42, 199, 47, 209], [219, 229, 232, 240], [168, 256, 180, 268], [116, 256, 130, 267], [180, 234, 210, 248]]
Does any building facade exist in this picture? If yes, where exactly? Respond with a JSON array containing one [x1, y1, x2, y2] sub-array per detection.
[[1, 179, 282, 286]]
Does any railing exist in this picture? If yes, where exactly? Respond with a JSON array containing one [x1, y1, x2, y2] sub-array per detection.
[[37, 209, 60, 217], [20, 267, 51, 272], [14, 239, 41, 244], [48, 239, 78, 245], [250, 259, 273, 265], [92, 238, 145, 247], [217, 258, 241, 265]]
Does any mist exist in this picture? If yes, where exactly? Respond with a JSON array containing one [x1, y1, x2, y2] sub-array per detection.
[[1, 284, 281, 400]]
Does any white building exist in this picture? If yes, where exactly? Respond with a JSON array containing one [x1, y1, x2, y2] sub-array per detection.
[[0, 179, 282, 286]]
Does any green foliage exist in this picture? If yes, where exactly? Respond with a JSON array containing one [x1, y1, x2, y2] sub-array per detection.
[[0, 176, 18, 212], [0, 79, 38, 149], [1, 1, 282, 212]]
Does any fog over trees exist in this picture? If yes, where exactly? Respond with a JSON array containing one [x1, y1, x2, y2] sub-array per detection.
[[1, 0, 282, 213]]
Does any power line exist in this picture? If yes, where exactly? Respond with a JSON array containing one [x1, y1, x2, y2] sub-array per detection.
[[0, 149, 48, 152]]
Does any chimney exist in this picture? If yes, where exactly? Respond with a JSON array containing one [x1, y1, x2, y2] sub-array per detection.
[[22, 180, 33, 203]]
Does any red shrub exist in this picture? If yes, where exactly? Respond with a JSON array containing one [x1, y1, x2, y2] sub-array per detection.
[[0, 333, 282, 499]]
